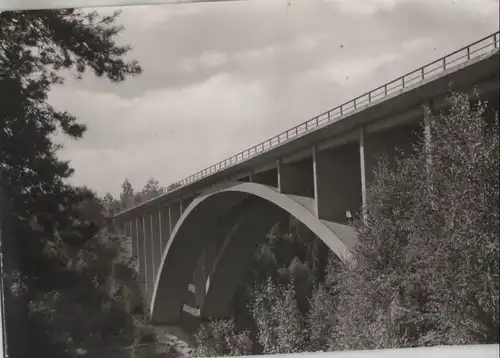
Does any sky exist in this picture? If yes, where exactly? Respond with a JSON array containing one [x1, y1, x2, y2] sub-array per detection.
[[41, 0, 499, 197]]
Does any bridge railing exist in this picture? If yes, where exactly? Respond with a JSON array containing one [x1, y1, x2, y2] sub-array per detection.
[[175, 32, 499, 186], [117, 31, 499, 215]]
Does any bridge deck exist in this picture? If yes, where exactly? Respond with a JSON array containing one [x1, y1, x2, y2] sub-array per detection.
[[115, 31, 499, 219]]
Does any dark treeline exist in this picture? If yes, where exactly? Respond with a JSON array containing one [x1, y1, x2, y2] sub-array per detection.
[[103, 177, 182, 214]]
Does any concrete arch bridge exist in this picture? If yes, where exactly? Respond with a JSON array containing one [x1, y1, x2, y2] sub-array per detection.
[[111, 32, 500, 326]]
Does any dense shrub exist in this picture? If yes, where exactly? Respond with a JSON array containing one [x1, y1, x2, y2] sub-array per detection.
[[193, 319, 253, 357]]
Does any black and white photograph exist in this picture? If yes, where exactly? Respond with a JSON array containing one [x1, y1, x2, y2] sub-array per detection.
[[0, 0, 499, 357]]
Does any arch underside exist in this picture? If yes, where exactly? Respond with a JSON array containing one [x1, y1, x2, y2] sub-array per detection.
[[150, 182, 357, 324]]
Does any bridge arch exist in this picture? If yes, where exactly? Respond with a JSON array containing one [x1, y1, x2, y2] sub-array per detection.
[[150, 182, 357, 324]]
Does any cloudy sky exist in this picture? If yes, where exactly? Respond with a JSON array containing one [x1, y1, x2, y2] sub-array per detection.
[[41, 0, 499, 197]]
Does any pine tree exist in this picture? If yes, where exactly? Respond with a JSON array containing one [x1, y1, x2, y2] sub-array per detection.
[[0, 9, 141, 357], [120, 178, 135, 209]]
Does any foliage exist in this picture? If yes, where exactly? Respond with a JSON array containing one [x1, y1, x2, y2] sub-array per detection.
[[193, 319, 253, 357], [28, 216, 139, 356], [251, 277, 305, 354], [104, 177, 167, 214], [135, 177, 166, 204], [120, 179, 135, 209], [333, 92, 499, 349], [0, 8, 142, 357], [304, 255, 341, 352], [103, 192, 121, 215]]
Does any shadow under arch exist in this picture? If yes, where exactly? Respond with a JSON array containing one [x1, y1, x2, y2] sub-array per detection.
[[150, 182, 357, 324]]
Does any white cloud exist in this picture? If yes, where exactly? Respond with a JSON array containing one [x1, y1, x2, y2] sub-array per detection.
[[324, 0, 404, 15], [43, 0, 499, 197], [321, 52, 399, 86], [199, 51, 229, 67], [117, 3, 201, 30], [51, 73, 274, 193], [400, 37, 434, 53]]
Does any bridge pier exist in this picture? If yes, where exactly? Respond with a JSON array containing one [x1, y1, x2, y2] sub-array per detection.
[[192, 253, 205, 308], [130, 218, 139, 273], [122, 220, 133, 258], [160, 204, 170, 253], [136, 216, 147, 297], [151, 210, 162, 282], [190, 235, 217, 312], [143, 213, 155, 303]]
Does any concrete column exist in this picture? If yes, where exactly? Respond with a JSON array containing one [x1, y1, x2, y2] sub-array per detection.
[[204, 236, 217, 289], [113, 218, 129, 256], [423, 100, 436, 209], [130, 218, 139, 272], [158, 210, 163, 256], [278, 157, 314, 197], [313, 142, 362, 223], [136, 216, 147, 294], [130, 220, 135, 257], [193, 252, 206, 308], [160, 205, 170, 253], [144, 213, 154, 301], [423, 100, 434, 172], [168, 204, 173, 235], [109, 218, 119, 236], [123, 220, 129, 237], [359, 127, 368, 220], [124, 220, 133, 258], [151, 210, 161, 282], [205, 238, 217, 280], [192, 216, 230, 312]]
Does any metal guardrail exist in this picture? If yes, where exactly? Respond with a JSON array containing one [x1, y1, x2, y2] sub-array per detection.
[[117, 31, 499, 215]]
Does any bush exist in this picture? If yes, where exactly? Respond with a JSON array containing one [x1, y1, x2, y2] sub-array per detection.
[[251, 277, 305, 354], [193, 319, 252, 357], [333, 91, 499, 349]]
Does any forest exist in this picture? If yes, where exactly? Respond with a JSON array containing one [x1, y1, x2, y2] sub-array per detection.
[[1, 7, 499, 358]]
